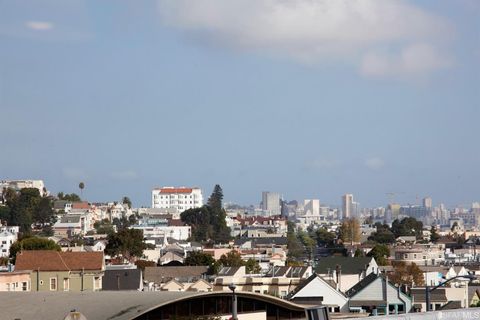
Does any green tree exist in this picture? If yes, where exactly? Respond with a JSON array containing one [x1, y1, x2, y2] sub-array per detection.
[[33, 196, 56, 227], [368, 224, 396, 244], [207, 184, 223, 211], [390, 261, 424, 287], [315, 228, 336, 246], [181, 185, 231, 244], [391, 217, 423, 239], [354, 248, 365, 257], [0, 205, 11, 224], [78, 182, 85, 197], [94, 219, 115, 235], [185, 251, 216, 267], [9, 237, 61, 263], [287, 232, 304, 260], [298, 231, 316, 260], [105, 228, 147, 262], [339, 218, 361, 244], [218, 251, 244, 267], [245, 258, 261, 274], [367, 244, 390, 266], [8, 188, 42, 234], [122, 196, 132, 209], [57, 192, 81, 202], [430, 225, 440, 243]]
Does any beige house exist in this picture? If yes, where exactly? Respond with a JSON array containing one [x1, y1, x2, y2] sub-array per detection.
[[15, 250, 105, 291], [213, 266, 312, 298], [160, 278, 213, 292], [0, 271, 31, 291]]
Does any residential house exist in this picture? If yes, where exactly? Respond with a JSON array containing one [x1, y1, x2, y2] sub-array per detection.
[[0, 271, 31, 291], [15, 250, 105, 291], [213, 266, 312, 298], [346, 273, 412, 315], [144, 266, 209, 291], [392, 243, 445, 266], [287, 274, 349, 313], [0, 226, 19, 257], [160, 251, 184, 265], [411, 287, 448, 312], [315, 256, 378, 292]]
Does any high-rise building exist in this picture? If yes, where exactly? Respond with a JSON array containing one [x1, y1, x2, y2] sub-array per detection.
[[423, 197, 433, 209], [303, 199, 320, 216], [342, 194, 354, 219], [261, 192, 281, 216], [151, 187, 203, 212]]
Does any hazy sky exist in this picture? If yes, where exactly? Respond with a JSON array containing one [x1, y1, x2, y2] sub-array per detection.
[[1, 0, 479, 208]]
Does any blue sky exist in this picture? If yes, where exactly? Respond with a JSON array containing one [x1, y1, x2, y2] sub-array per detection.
[[0, 0, 479, 208]]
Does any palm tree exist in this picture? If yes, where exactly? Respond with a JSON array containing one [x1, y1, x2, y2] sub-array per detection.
[[79, 182, 85, 198]]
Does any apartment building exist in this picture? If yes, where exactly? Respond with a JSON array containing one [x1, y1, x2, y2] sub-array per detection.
[[152, 187, 203, 212]]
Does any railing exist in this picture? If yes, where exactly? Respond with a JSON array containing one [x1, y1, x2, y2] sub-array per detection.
[[349, 309, 480, 320]]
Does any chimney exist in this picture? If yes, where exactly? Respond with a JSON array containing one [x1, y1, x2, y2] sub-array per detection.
[[336, 265, 341, 290]]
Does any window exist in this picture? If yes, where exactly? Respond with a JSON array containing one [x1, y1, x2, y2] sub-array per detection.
[[6, 283, 10, 291], [22, 282, 28, 291], [50, 277, 57, 291], [63, 278, 69, 291], [94, 277, 101, 290]]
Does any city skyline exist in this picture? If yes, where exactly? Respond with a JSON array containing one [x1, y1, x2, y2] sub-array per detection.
[[1, 1, 479, 208]]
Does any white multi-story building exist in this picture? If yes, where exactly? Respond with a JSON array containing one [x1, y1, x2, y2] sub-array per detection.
[[0, 226, 19, 257], [152, 187, 203, 212], [261, 192, 281, 216], [0, 180, 48, 203]]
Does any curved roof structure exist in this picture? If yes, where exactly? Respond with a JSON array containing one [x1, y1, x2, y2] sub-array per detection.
[[0, 291, 306, 320]]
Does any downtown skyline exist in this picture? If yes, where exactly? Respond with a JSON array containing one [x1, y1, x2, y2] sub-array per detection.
[[1, 0, 479, 208]]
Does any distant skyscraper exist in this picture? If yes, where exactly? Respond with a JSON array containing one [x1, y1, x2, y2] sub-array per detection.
[[261, 192, 281, 216], [423, 197, 433, 209], [342, 194, 354, 219]]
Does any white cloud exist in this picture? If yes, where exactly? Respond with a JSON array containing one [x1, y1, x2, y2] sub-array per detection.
[[157, 0, 453, 78], [26, 21, 54, 31], [365, 157, 385, 170]]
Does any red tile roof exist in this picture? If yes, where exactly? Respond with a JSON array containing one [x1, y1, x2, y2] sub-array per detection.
[[72, 202, 90, 209], [168, 219, 186, 227], [158, 188, 193, 194], [15, 250, 104, 271]]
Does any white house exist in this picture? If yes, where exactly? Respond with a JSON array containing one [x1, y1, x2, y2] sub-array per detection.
[[0, 226, 19, 257], [347, 273, 412, 315], [287, 274, 349, 313], [151, 187, 203, 211]]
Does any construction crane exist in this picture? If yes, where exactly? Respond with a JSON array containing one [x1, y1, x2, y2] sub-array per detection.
[[385, 192, 405, 205]]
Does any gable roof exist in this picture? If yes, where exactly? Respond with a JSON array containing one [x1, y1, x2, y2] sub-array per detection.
[[315, 257, 374, 275], [15, 250, 104, 271], [410, 287, 447, 302], [217, 266, 242, 276], [345, 273, 378, 297], [287, 273, 345, 300]]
